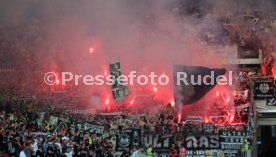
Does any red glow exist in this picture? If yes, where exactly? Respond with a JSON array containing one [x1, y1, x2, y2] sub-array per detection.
[[227, 111, 230, 116], [261, 61, 269, 76], [130, 98, 134, 105], [272, 65, 276, 79], [170, 100, 175, 107], [178, 114, 181, 123], [107, 106, 111, 111], [205, 118, 209, 123], [226, 98, 230, 103], [229, 115, 234, 123], [153, 87, 157, 93], [89, 47, 94, 53], [105, 98, 109, 105]]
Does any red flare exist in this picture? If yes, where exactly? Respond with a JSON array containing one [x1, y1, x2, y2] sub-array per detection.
[[226, 98, 230, 103], [130, 99, 134, 105], [178, 114, 181, 123], [89, 47, 94, 53], [105, 98, 109, 105], [170, 100, 175, 107], [229, 115, 234, 123], [272, 65, 276, 79], [205, 118, 209, 123], [153, 87, 157, 93]]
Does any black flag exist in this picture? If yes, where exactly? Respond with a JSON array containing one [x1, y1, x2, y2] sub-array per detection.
[[174, 66, 226, 108]]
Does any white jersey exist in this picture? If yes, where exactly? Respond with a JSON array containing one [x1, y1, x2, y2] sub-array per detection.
[[31, 139, 38, 155], [19, 151, 26, 157]]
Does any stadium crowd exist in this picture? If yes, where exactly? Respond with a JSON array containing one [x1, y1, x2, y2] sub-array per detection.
[[0, 60, 255, 157], [0, 98, 186, 157], [0, 1, 275, 157]]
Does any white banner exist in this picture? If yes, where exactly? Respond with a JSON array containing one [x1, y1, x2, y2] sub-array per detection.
[[109, 61, 127, 101]]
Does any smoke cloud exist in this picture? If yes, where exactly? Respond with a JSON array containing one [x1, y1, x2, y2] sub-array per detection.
[[0, 0, 275, 112]]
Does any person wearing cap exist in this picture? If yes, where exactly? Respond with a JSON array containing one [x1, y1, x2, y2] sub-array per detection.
[[62, 137, 69, 156]]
